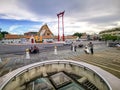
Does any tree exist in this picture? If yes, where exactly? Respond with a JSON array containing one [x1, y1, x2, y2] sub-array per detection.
[[102, 34, 118, 41], [0, 33, 3, 40], [73, 32, 82, 38], [0, 31, 9, 40], [1, 31, 9, 38], [0, 29, 1, 33]]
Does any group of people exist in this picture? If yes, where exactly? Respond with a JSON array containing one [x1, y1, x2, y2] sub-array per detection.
[[70, 41, 94, 54], [84, 42, 94, 54], [29, 42, 93, 54], [29, 45, 39, 54]]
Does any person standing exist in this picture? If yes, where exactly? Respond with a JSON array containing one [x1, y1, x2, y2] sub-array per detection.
[[73, 41, 77, 52], [84, 46, 90, 54], [88, 42, 94, 54]]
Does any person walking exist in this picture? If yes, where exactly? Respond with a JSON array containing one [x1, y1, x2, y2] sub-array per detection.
[[88, 42, 94, 54]]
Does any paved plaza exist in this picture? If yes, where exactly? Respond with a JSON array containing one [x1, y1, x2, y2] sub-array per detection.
[[0, 42, 120, 79]]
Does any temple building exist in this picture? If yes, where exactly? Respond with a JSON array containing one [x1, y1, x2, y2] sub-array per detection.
[[2, 24, 55, 44], [1, 24, 79, 44], [24, 32, 38, 36], [37, 24, 54, 43]]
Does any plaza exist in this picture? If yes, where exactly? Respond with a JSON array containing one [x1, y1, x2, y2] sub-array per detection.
[[0, 41, 120, 90]]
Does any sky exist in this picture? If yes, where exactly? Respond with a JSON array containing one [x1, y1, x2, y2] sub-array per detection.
[[0, 0, 120, 35]]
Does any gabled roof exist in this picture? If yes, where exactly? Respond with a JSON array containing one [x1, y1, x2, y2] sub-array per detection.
[[38, 24, 54, 37]]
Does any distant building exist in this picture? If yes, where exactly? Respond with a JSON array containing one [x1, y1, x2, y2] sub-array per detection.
[[99, 28, 120, 36], [64, 35, 77, 40], [24, 32, 38, 36], [38, 24, 54, 43], [2, 24, 55, 44], [99, 27, 120, 41], [3, 34, 23, 44], [2, 24, 92, 44], [81, 33, 88, 40], [2, 34, 33, 44]]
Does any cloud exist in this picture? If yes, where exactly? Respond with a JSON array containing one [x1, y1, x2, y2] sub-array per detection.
[[7, 25, 25, 34], [8, 25, 21, 32], [27, 25, 42, 32], [0, 0, 39, 21], [0, 0, 120, 35]]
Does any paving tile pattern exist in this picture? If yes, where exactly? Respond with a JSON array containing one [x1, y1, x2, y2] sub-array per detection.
[[0, 43, 120, 79]]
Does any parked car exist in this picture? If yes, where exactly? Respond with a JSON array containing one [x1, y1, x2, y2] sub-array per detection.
[[75, 40, 84, 48], [63, 40, 73, 46], [116, 43, 120, 50], [46, 39, 54, 43]]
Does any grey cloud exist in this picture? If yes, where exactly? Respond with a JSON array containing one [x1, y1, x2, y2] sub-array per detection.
[[15, 0, 120, 25], [18, 0, 87, 17], [1, 0, 120, 34], [81, 14, 120, 24]]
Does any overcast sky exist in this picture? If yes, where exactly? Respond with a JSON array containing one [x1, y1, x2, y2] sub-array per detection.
[[0, 0, 120, 35]]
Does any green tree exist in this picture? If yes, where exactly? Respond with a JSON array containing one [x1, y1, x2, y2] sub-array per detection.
[[0, 33, 3, 40], [73, 32, 82, 38], [102, 34, 118, 41], [1, 31, 9, 38]]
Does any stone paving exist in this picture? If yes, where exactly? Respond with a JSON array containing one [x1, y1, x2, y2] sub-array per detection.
[[64, 47, 120, 79], [0, 43, 120, 79]]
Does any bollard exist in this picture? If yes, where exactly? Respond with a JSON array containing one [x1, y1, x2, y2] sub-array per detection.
[[26, 48, 30, 59], [54, 46, 57, 55]]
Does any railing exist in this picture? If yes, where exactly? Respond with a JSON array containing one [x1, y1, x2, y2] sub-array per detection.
[[0, 60, 120, 90]]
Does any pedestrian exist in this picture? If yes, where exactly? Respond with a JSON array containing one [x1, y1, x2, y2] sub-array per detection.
[[88, 42, 94, 54], [71, 42, 73, 51], [74, 45, 77, 52], [84, 46, 90, 54], [29, 46, 34, 54], [33, 45, 39, 54], [72, 41, 77, 52]]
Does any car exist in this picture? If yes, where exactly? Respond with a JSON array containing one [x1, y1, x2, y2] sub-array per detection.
[[75, 40, 84, 48], [116, 44, 120, 47], [63, 40, 73, 46], [46, 39, 54, 43], [116, 43, 120, 50]]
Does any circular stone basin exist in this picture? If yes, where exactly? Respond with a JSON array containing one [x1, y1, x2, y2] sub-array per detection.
[[0, 60, 120, 90]]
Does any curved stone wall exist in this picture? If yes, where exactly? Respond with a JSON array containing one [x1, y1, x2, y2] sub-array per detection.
[[0, 60, 120, 90]]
